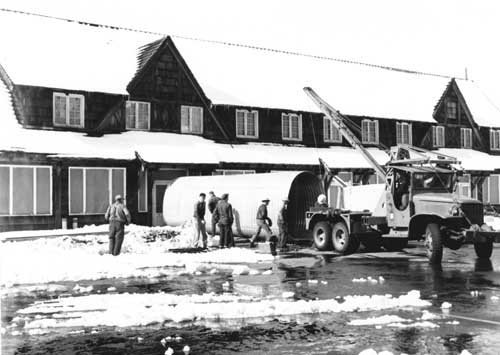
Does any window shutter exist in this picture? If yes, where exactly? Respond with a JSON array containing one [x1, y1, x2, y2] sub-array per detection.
[[439, 126, 445, 147], [247, 111, 256, 137], [361, 120, 369, 143], [290, 115, 298, 139], [252, 111, 259, 138], [53, 94, 67, 125], [236, 110, 245, 136], [396, 122, 402, 144], [126, 101, 136, 129], [69, 96, 83, 127], [282, 114, 290, 139], [137, 102, 150, 130], [490, 130, 494, 150], [324, 117, 331, 141], [408, 123, 412, 145], [432, 126, 437, 147], [181, 105, 189, 133], [298, 114, 303, 140], [332, 126, 341, 142], [373, 120, 379, 144]]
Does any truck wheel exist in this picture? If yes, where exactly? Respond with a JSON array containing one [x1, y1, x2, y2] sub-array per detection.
[[425, 223, 442, 264], [332, 222, 359, 254], [382, 238, 408, 251], [474, 242, 493, 259], [313, 221, 332, 251]]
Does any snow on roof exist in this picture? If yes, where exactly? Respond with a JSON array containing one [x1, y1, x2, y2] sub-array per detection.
[[0, 10, 450, 122], [437, 148, 500, 171], [455, 80, 500, 128], [0, 76, 17, 126]]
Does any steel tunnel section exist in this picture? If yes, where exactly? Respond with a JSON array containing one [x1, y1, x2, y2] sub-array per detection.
[[162, 171, 323, 239]]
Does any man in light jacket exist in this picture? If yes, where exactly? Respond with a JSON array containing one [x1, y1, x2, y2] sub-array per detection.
[[104, 195, 131, 256], [193, 193, 208, 249]]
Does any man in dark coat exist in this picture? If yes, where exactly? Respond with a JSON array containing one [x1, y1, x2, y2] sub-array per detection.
[[207, 191, 220, 239], [104, 194, 131, 256], [193, 193, 208, 249], [249, 198, 272, 248], [277, 198, 289, 251], [213, 193, 234, 248]]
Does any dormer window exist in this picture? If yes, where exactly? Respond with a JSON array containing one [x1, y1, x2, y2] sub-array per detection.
[[446, 101, 457, 120], [432, 126, 445, 147], [323, 116, 342, 143], [460, 128, 472, 149], [282, 113, 302, 141], [53, 92, 84, 128], [126, 101, 150, 130], [181, 105, 203, 134], [361, 119, 379, 144], [396, 122, 412, 145], [236, 109, 259, 138]]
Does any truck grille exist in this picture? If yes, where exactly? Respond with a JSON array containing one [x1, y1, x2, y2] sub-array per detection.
[[460, 203, 484, 225]]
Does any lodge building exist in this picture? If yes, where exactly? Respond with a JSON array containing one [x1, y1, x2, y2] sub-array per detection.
[[1, 11, 500, 232]]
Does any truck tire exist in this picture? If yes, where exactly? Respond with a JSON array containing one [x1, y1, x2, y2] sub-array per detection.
[[382, 238, 408, 251], [425, 223, 442, 264], [313, 221, 332, 251], [332, 222, 359, 255], [474, 242, 493, 259]]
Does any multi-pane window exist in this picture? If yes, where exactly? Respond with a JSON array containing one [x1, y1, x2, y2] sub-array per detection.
[[53, 93, 84, 128], [457, 174, 471, 198], [490, 129, 500, 151], [236, 110, 259, 138], [396, 122, 412, 145], [446, 101, 457, 120], [432, 126, 445, 147], [323, 116, 342, 143], [138, 170, 148, 212], [460, 128, 472, 149], [0, 165, 52, 216], [181, 105, 203, 134], [483, 175, 500, 204], [126, 101, 150, 130], [212, 170, 255, 176], [361, 119, 379, 144], [69, 167, 126, 215], [282, 113, 302, 141]]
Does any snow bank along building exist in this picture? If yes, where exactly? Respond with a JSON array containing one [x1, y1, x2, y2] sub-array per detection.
[[2, 12, 500, 232]]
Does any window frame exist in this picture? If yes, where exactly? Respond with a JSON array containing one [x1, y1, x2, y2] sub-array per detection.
[[68, 167, 127, 216], [52, 92, 85, 128], [235, 109, 259, 139], [396, 122, 412, 145], [323, 116, 342, 143], [361, 119, 379, 144], [0, 165, 53, 216], [490, 129, 500, 151], [181, 105, 204, 134], [281, 113, 303, 141], [125, 100, 151, 131], [446, 101, 458, 120], [432, 126, 445, 148], [460, 127, 473, 149], [212, 170, 255, 176]]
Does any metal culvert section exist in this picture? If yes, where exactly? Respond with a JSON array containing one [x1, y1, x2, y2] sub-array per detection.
[[163, 171, 323, 239]]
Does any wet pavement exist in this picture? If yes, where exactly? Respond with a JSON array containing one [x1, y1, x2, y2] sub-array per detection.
[[2, 242, 500, 355]]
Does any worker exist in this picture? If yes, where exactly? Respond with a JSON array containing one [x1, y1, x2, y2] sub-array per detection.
[[315, 194, 329, 209], [104, 194, 131, 256], [277, 198, 289, 251], [207, 191, 220, 239], [395, 172, 410, 210], [193, 193, 208, 249], [249, 198, 273, 248], [213, 193, 234, 248]]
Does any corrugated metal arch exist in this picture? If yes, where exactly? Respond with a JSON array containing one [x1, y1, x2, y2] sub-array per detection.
[[163, 171, 323, 238]]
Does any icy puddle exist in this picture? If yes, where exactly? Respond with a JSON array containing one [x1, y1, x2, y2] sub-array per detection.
[[8, 290, 431, 331]]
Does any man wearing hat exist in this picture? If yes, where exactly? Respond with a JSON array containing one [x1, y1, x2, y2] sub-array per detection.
[[277, 198, 289, 251], [104, 194, 131, 256], [212, 193, 234, 248], [249, 198, 273, 248]]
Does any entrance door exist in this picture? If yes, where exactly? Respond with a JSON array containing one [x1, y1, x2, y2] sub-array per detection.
[[152, 180, 171, 226]]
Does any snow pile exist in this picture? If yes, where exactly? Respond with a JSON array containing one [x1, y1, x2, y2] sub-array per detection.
[[352, 276, 385, 284], [1, 246, 274, 286], [349, 315, 409, 326], [12, 290, 430, 330]]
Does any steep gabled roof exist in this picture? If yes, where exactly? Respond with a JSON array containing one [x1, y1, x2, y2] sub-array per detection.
[[455, 80, 500, 128]]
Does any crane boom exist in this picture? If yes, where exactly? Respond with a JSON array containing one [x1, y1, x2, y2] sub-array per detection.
[[304, 87, 387, 180]]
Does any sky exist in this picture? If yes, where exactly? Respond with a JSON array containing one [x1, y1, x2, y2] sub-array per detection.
[[2, 0, 500, 105]]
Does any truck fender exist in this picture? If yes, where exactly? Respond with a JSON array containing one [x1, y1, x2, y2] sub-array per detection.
[[307, 213, 348, 231], [408, 214, 442, 240]]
